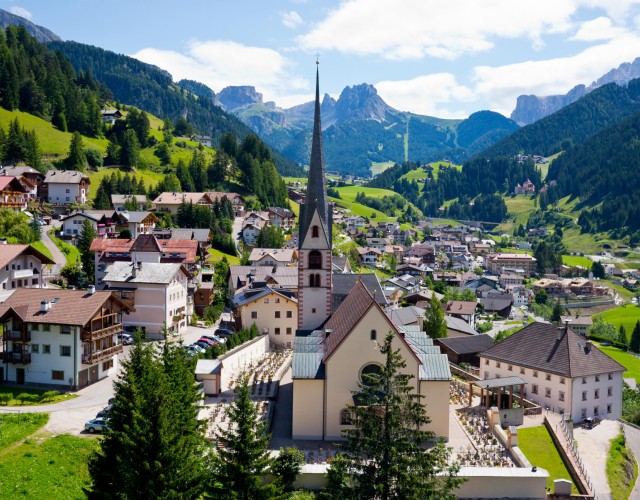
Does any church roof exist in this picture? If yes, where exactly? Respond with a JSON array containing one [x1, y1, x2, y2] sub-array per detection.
[[332, 273, 386, 311]]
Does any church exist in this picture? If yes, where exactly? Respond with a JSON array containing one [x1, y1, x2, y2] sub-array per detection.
[[290, 67, 451, 441]]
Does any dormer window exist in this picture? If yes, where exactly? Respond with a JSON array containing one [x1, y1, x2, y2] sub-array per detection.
[[312, 225, 319, 238]]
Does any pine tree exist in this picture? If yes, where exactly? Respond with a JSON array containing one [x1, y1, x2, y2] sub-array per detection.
[[424, 293, 447, 338], [176, 159, 194, 192], [340, 332, 464, 499], [77, 220, 97, 282], [211, 377, 280, 499], [92, 184, 111, 210], [630, 321, 640, 354], [618, 325, 628, 346], [66, 131, 86, 170], [119, 129, 140, 167], [551, 301, 564, 324]]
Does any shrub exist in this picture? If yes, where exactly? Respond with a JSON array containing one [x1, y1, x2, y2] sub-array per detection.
[[40, 390, 61, 402], [17, 393, 40, 404], [0, 393, 12, 405]]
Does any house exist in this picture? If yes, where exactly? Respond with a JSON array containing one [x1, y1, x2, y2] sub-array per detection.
[[101, 109, 123, 124], [514, 179, 535, 195], [384, 274, 421, 295], [488, 253, 537, 277], [232, 286, 298, 348], [191, 135, 212, 147], [445, 300, 478, 326], [227, 265, 299, 296], [561, 315, 593, 337], [241, 219, 268, 245], [396, 263, 431, 278], [112, 194, 147, 212], [0, 244, 55, 299], [478, 295, 513, 318], [332, 274, 387, 312], [248, 248, 298, 267], [266, 207, 296, 229], [499, 273, 524, 288], [356, 246, 382, 266], [61, 210, 117, 238], [102, 261, 191, 338], [42, 170, 90, 207], [0, 288, 133, 388], [207, 192, 245, 214], [164, 228, 211, 260], [0, 166, 43, 200], [193, 282, 215, 316], [151, 192, 213, 215], [511, 288, 532, 307], [469, 242, 491, 255], [445, 315, 478, 338], [480, 322, 625, 423], [435, 334, 494, 366], [115, 211, 159, 239], [404, 244, 436, 264], [331, 256, 353, 274], [366, 237, 391, 250], [0, 176, 33, 211]]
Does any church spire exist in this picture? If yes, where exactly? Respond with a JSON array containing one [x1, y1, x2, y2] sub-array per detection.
[[299, 66, 329, 247]]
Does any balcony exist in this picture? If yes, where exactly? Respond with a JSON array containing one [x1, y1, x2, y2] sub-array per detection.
[[10, 269, 34, 280], [81, 324, 123, 342], [82, 344, 123, 365], [3, 351, 31, 364], [3, 330, 31, 342]]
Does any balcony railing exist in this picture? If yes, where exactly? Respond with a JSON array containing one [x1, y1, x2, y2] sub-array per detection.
[[82, 344, 123, 365], [3, 330, 31, 342], [10, 269, 34, 279], [81, 324, 123, 342], [3, 352, 31, 364]]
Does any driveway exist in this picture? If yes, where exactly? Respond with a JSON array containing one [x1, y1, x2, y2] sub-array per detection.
[[622, 423, 640, 499], [232, 216, 244, 252], [573, 419, 620, 499], [40, 222, 66, 276]]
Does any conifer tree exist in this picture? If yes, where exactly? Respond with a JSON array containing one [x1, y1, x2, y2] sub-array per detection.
[[66, 131, 86, 170], [176, 159, 194, 192], [92, 184, 111, 210], [551, 301, 564, 324], [77, 220, 97, 281], [211, 376, 280, 499], [630, 321, 640, 354], [424, 293, 447, 338], [339, 332, 464, 499], [618, 325, 628, 346], [119, 129, 140, 167]]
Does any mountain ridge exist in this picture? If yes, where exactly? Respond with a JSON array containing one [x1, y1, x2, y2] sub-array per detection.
[[0, 8, 61, 43]]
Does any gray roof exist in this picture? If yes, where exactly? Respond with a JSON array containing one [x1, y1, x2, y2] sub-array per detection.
[[475, 376, 527, 389], [195, 359, 221, 375], [436, 334, 494, 355], [478, 297, 513, 312], [332, 273, 387, 311], [170, 228, 211, 243], [103, 261, 187, 284], [111, 194, 146, 204], [418, 354, 452, 381], [292, 352, 325, 379], [119, 211, 154, 223], [445, 315, 477, 335], [44, 170, 88, 184], [388, 306, 425, 327], [0, 165, 43, 177], [232, 287, 297, 308]]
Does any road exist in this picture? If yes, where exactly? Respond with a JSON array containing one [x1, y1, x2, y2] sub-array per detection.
[[40, 221, 66, 277], [232, 216, 244, 252], [623, 423, 640, 500]]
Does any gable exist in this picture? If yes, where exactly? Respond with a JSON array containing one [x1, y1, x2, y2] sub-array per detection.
[[300, 208, 330, 249]]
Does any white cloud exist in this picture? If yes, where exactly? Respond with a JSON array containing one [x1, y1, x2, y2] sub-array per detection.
[[298, 0, 578, 60], [571, 16, 626, 41], [472, 34, 640, 115], [131, 40, 309, 106], [281, 11, 303, 29], [375, 74, 473, 117], [9, 7, 32, 20]]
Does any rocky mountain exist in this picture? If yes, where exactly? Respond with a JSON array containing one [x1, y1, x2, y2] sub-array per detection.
[[177, 79, 215, 102], [221, 82, 519, 177], [0, 8, 61, 43], [511, 57, 640, 125]]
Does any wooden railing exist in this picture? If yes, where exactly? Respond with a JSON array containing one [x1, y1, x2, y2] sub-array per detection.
[[3, 329, 31, 342], [81, 324, 122, 342], [3, 351, 31, 364], [82, 344, 123, 364]]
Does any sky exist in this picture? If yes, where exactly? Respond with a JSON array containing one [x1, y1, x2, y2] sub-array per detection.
[[4, 0, 640, 119]]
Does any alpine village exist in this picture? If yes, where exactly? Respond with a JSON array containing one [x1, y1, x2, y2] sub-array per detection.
[[3, 5, 640, 500]]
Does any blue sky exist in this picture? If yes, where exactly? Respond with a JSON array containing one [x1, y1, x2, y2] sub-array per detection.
[[4, 0, 640, 118]]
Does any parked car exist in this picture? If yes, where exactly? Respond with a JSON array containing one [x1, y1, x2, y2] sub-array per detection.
[[582, 417, 601, 429], [215, 328, 233, 337], [95, 405, 112, 419], [186, 344, 205, 354], [85, 418, 109, 433], [201, 335, 226, 344], [194, 341, 211, 351], [196, 337, 216, 347], [118, 333, 134, 345]]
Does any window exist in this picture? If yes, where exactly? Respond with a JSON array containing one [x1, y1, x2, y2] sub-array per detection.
[[496, 362, 501, 368], [484, 372, 490, 379], [560, 377, 565, 385], [370, 330, 377, 341], [594, 406, 599, 416], [608, 373, 613, 380], [581, 408, 587, 419], [545, 387, 551, 398], [65, 188, 70, 193], [31, 344, 39, 354], [286, 311, 292, 319], [533, 371, 538, 378], [559, 391, 565, 402], [103, 360, 114, 371], [532, 385, 538, 395], [32, 279, 37, 286], [309, 274, 321, 287], [275, 328, 281, 335], [286, 327, 292, 335], [520, 367, 525, 375], [608, 387, 613, 397], [595, 375, 600, 382], [42, 324, 50, 332], [264, 298, 269, 304], [251, 311, 258, 319], [312, 226, 319, 238], [275, 298, 280, 303], [43, 345, 51, 354], [52, 370, 64, 381], [275, 311, 281, 319], [309, 250, 322, 269], [582, 377, 587, 384], [582, 391, 587, 401], [360, 364, 382, 386], [340, 408, 352, 425], [545, 374, 551, 381], [508, 365, 513, 371], [61, 325, 71, 335], [607, 404, 612, 414], [485, 359, 489, 366], [594, 389, 600, 399], [60, 346, 71, 357], [312, 308, 316, 314]]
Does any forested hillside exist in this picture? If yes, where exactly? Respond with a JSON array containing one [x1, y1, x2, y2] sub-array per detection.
[[47, 41, 303, 176], [478, 79, 640, 158]]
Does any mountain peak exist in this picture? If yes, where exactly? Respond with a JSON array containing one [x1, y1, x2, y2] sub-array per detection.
[[0, 8, 61, 43], [216, 86, 264, 111], [335, 83, 392, 123]]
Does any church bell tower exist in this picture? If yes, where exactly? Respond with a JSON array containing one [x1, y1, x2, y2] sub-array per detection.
[[297, 65, 332, 330]]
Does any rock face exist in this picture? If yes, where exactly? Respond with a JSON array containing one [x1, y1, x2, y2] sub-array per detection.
[[215, 86, 263, 111], [511, 58, 640, 125], [0, 8, 61, 43], [334, 83, 392, 124]]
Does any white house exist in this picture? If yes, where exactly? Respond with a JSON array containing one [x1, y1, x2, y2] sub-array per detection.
[[43, 170, 90, 205], [60, 210, 117, 238], [248, 248, 298, 267], [102, 261, 191, 338], [480, 322, 625, 423], [112, 194, 147, 211], [115, 211, 159, 238], [357, 246, 382, 266], [241, 220, 267, 246], [0, 244, 55, 299], [0, 288, 132, 388]]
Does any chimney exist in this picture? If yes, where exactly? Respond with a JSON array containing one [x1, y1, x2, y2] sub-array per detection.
[[563, 318, 571, 335], [325, 328, 332, 339], [40, 299, 50, 313], [88, 285, 95, 295], [417, 314, 425, 332]]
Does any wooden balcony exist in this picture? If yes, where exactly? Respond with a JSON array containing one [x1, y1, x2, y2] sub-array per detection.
[[81, 323, 123, 342], [3, 351, 31, 364], [3, 329, 31, 343], [82, 344, 123, 365]]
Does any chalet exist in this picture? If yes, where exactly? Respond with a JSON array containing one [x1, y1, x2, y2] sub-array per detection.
[[61, 210, 117, 238], [206, 192, 245, 214], [514, 179, 535, 195], [445, 300, 478, 326], [478, 295, 513, 318], [0, 244, 55, 299], [266, 207, 296, 229], [151, 192, 213, 215], [0, 176, 33, 211], [241, 219, 268, 245], [404, 244, 436, 264], [248, 248, 298, 267], [115, 211, 159, 239], [227, 265, 298, 296], [0, 166, 43, 200], [112, 194, 147, 212], [356, 246, 382, 266], [42, 170, 90, 208], [101, 109, 123, 124], [436, 334, 494, 366], [561, 315, 593, 336]]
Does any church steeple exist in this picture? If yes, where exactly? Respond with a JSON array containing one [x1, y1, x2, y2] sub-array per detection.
[[299, 66, 330, 248]]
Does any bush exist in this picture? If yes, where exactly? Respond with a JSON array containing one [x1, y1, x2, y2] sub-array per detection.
[[17, 393, 40, 404], [40, 390, 61, 402], [0, 393, 11, 405], [85, 148, 103, 168]]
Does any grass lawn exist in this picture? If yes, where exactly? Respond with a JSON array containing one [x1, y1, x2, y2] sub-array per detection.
[[517, 426, 577, 493], [562, 255, 593, 268], [597, 345, 640, 382], [288, 201, 300, 218], [0, 413, 48, 448], [370, 161, 395, 176], [428, 217, 461, 227], [594, 281, 636, 301], [607, 432, 637, 500], [48, 230, 80, 266], [0, 387, 77, 406], [329, 196, 390, 222], [595, 305, 640, 336], [87, 167, 164, 200], [207, 248, 240, 266], [29, 241, 54, 262], [0, 434, 98, 498]]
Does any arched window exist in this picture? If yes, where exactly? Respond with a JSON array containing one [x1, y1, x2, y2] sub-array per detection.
[[309, 274, 316, 287], [309, 250, 322, 269], [340, 408, 352, 425], [370, 329, 377, 341], [360, 363, 382, 387], [312, 225, 319, 238], [315, 274, 321, 287]]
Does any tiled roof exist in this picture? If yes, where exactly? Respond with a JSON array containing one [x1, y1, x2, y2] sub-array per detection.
[[267, 207, 294, 218], [0, 166, 43, 178], [481, 322, 626, 378], [0, 244, 55, 268], [90, 239, 135, 253], [103, 261, 189, 284], [117, 211, 158, 224], [0, 288, 132, 326], [232, 286, 297, 308], [446, 300, 478, 316], [436, 334, 494, 355], [44, 170, 89, 184], [131, 234, 162, 253], [152, 192, 211, 205], [445, 316, 477, 335], [158, 239, 198, 262], [206, 192, 243, 202], [478, 297, 513, 312], [169, 228, 211, 243], [388, 306, 425, 327], [248, 248, 297, 263], [0, 176, 29, 192]]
